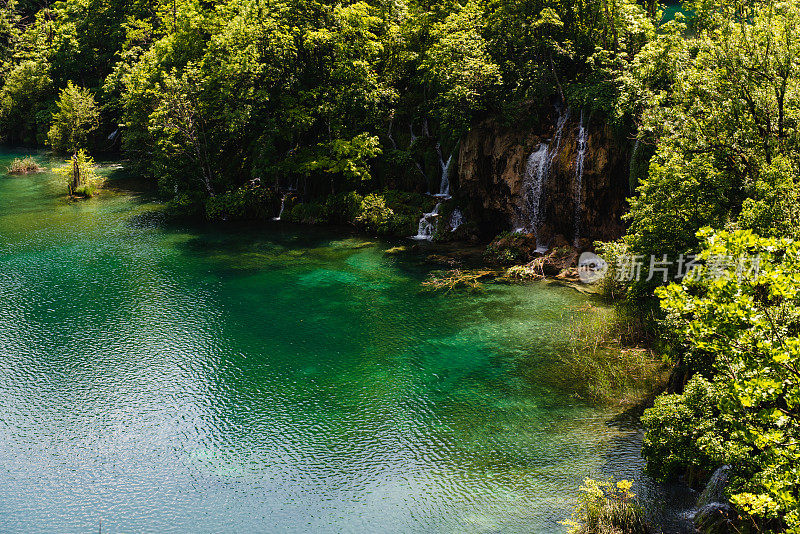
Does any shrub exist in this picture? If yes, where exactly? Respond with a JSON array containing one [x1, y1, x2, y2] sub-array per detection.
[[54, 149, 100, 197], [641, 376, 730, 486], [484, 232, 537, 265], [205, 186, 276, 221], [323, 191, 363, 224], [286, 202, 326, 224], [355, 193, 394, 234], [594, 240, 630, 300], [563, 478, 652, 534], [7, 156, 42, 175]]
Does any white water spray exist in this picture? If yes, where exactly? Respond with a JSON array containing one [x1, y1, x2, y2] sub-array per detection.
[[412, 144, 456, 240], [449, 208, 464, 232], [573, 111, 588, 246], [518, 109, 571, 251], [436, 154, 453, 199], [412, 203, 441, 240], [521, 143, 550, 240], [273, 191, 291, 221]]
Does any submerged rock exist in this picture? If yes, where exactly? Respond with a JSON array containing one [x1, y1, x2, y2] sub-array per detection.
[[694, 502, 738, 534]]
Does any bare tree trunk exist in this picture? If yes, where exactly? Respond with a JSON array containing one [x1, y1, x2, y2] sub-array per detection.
[[70, 153, 80, 195]]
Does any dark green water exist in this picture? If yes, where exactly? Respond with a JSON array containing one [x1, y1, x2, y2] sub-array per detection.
[[0, 149, 656, 533]]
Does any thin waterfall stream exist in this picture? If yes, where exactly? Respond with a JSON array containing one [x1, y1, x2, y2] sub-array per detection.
[[517, 109, 570, 252], [573, 111, 588, 246], [412, 143, 455, 241]]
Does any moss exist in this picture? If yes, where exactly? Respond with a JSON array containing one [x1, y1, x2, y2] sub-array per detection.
[[72, 184, 97, 198], [484, 232, 538, 265]]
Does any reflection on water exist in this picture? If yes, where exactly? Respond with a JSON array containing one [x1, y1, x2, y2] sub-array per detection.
[[0, 149, 691, 533]]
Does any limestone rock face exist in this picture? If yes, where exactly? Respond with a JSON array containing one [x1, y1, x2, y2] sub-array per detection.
[[457, 113, 631, 246]]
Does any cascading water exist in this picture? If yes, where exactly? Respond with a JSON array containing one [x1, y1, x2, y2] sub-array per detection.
[[412, 144, 454, 240], [549, 110, 570, 166], [436, 154, 453, 199], [517, 109, 571, 252], [412, 203, 441, 240], [573, 111, 588, 246], [273, 192, 291, 221], [697, 465, 731, 510], [519, 143, 550, 238], [686, 465, 736, 532], [449, 208, 464, 232]]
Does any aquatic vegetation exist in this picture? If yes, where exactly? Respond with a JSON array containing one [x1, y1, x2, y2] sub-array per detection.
[[7, 156, 42, 175], [534, 305, 666, 406], [421, 268, 497, 292], [563, 478, 652, 534]]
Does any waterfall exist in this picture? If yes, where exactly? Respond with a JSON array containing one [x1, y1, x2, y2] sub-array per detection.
[[520, 144, 550, 240], [434, 143, 453, 199], [549, 110, 570, 166], [273, 192, 290, 221], [697, 465, 731, 509], [573, 111, 588, 246], [449, 208, 464, 232], [411, 143, 456, 240], [412, 203, 441, 241], [436, 154, 453, 199], [517, 109, 571, 251]]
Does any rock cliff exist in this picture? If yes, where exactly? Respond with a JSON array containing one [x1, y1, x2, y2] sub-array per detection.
[[457, 112, 631, 247]]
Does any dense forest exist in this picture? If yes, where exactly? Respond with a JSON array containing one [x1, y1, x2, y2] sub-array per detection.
[[1, 0, 799, 532]]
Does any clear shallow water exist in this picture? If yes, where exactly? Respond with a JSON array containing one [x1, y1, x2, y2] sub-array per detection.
[[0, 149, 680, 533]]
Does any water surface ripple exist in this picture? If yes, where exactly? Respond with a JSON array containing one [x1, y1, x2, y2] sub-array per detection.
[[0, 150, 680, 533]]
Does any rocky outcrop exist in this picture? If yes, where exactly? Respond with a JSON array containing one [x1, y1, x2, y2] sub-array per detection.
[[457, 111, 631, 247]]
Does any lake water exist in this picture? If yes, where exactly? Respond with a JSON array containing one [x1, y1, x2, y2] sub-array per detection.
[[0, 150, 686, 533]]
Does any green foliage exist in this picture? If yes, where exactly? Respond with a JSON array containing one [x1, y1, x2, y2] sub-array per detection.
[[205, 186, 277, 222], [623, 1, 800, 296], [54, 149, 100, 197], [354, 193, 394, 234], [484, 232, 537, 265], [421, 0, 501, 137], [645, 229, 800, 530], [0, 59, 52, 144], [48, 81, 99, 153], [286, 202, 326, 225], [0, 0, 664, 204], [563, 478, 651, 534], [641, 376, 730, 484], [323, 191, 364, 225]]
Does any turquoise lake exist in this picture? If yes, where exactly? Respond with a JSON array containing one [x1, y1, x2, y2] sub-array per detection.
[[0, 149, 677, 533]]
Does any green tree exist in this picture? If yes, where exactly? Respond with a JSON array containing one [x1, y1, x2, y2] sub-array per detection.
[[644, 229, 800, 531], [48, 81, 100, 153], [624, 0, 800, 297]]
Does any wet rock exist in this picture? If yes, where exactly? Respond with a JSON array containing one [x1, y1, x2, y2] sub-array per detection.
[[694, 502, 738, 534], [458, 114, 630, 243]]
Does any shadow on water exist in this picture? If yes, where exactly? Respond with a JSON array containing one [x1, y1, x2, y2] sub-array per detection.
[[0, 148, 697, 533], [600, 425, 697, 534]]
